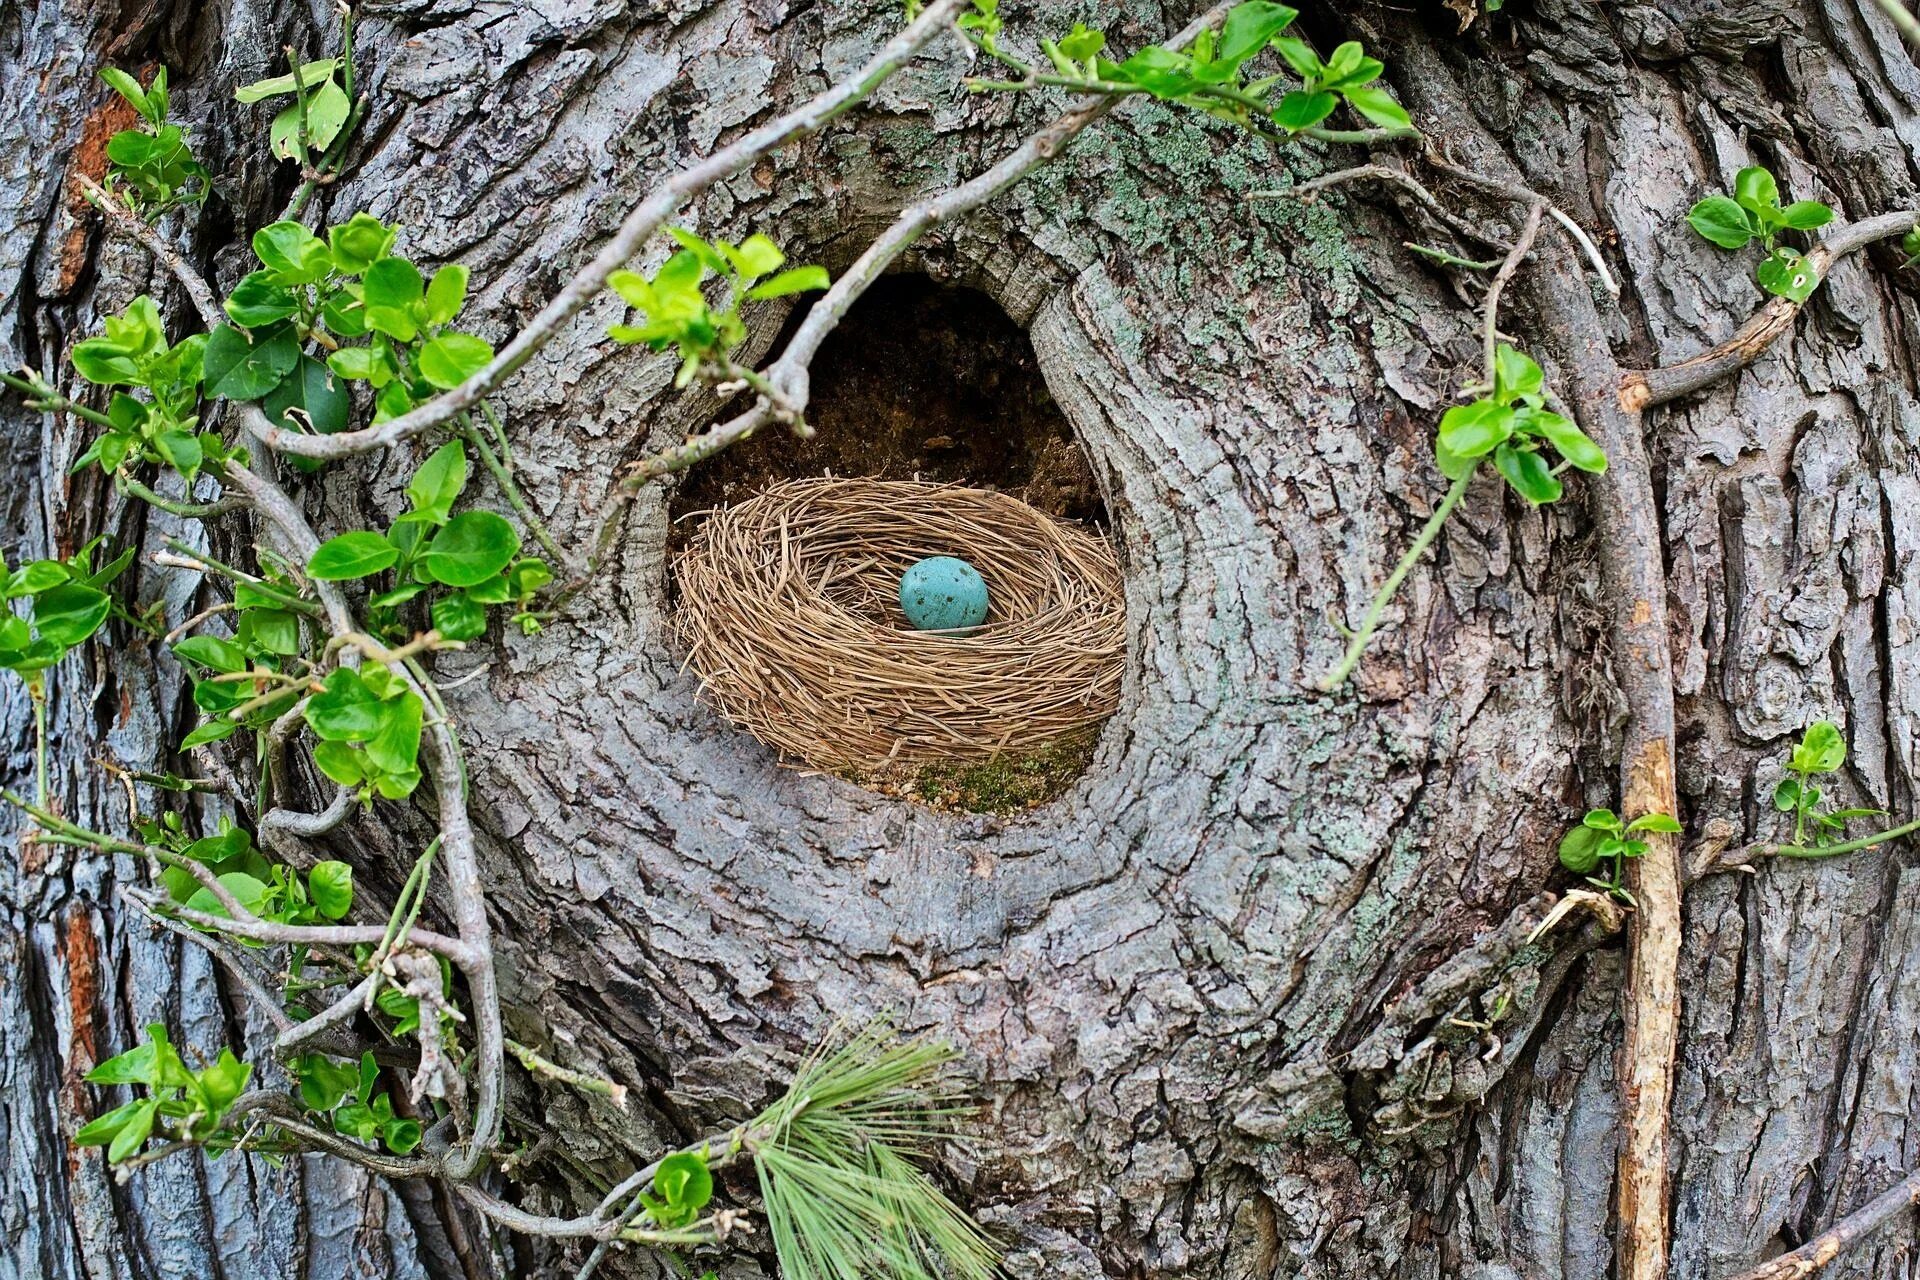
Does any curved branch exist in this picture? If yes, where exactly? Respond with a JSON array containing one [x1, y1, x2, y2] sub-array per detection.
[[1725, 1168, 1920, 1280], [1620, 209, 1916, 411]]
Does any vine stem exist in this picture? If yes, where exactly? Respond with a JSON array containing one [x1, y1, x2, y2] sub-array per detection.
[[1728, 815, 1920, 866], [1318, 200, 1545, 690], [1317, 468, 1474, 690]]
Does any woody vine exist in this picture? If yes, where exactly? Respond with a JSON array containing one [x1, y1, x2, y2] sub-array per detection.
[[8, 3, 1920, 1279]]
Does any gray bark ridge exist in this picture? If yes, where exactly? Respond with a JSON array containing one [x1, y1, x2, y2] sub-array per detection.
[[5, 1, 1920, 1279]]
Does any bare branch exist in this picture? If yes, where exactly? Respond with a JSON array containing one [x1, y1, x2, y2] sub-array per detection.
[[1619, 209, 1916, 411], [1725, 1167, 1920, 1280]]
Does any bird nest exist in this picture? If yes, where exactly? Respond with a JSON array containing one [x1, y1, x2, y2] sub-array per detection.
[[674, 477, 1125, 775]]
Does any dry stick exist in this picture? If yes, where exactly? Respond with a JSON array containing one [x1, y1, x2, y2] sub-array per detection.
[[1254, 162, 1517, 255], [228, 0, 972, 461], [1318, 201, 1547, 690], [1724, 1167, 1920, 1280], [1536, 217, 1682, 1280], [1619, 210, 1916, 411]]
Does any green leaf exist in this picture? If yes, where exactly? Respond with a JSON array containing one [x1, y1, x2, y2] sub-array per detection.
[[253, 221, 332, 283], [197, 1049, 252, 1113], [308, 531, 400, 581], [1058, 23, 1105, 62], [430, 591, 488, 641], [269, 78, 351, 160], [224, 272, 301, 327], [1557, 825, 1603, 875], [154, 430, 203, 475], [326, 346, 379, 381], [421, 512, 521, 587], [33, 582, 111, 647], [1341, 85, 1410, 130], [1627, 812, 1683, 834], [203, 324, 300, 401], [423, 264, 469, 326], [1270, 35, 1321, 77], [74, 1098, 147, 1148], [328, 213, 397, 274], [1733, 165, 1780, 216], [1492, 343, 1543, 403], [383, 1117, 424, 1154], [8, 560, 70, 597], [1519, 408, 1607, 473], [311, 739, 365, 786], [651, 1151, 714, 1227], [100, 68, 149, 116], [1756, 247, 1819, 303], [184, 871, 269, 921], [1273, 89, 1337, 130], [1219, 2, 1298, 63], [264, 355, 351, 444], [1791, 721, 1846, 774], [416, 333, 494, 391], [1493, 442, 1562, 504], [107, 1099, 160, 1162], [86, 1041, 160, 1086], [69, 339, 139, 387], [1436, 400, 1514, 459], [1781, 200, 1833, 231], [363, 258, 425, 339], [308, 861, 354, 919], [746, 266, 831, 301], [1772, 777, 1802, 811], [173, 634, 248, 673], [365, 690, 422, 775], [235, 60, 341, 102], [725, 233, 786, 279], [305, 669, 387, 741], [1686, 196, 1757, 250], [408, 441, 469, 522], [181, 718, 240, 749], [1113, 46, 1195, 99]]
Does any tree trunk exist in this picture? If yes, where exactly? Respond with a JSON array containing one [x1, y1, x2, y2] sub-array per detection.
[[7, 1, 1920, 1277]]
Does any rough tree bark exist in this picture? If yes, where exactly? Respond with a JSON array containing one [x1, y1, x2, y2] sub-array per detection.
[[5, 1, 1920, 1278]]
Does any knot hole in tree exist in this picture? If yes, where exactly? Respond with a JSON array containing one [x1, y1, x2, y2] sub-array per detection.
[[668, 274, 1123, 812]]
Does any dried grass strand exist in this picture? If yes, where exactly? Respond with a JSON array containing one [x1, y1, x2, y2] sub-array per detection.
[[675, 478, 1125, 771]]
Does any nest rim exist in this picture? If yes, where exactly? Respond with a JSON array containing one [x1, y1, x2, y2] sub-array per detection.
[[674, 477, 1127, 775]]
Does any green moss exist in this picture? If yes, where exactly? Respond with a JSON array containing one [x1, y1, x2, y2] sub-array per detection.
[[904, 732, 1099, 814]]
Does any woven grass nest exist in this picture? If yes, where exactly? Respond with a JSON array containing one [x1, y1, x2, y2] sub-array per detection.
[[675, 477, 1125, 774]]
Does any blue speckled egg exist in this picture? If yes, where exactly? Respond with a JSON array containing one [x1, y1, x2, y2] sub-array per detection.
[[898, 556, 989, 631]]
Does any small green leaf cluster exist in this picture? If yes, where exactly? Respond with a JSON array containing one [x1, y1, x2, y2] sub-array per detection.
[[0, 540, 130, 679], [1435, 344, 1607, 502], [75, 1024, 251, 1161], [307, 440, 549, 639], [293, 1051, 423, 1155], [643, 1151, 716, 1228], [208, 214, 492, 448], [1686, 165, 1834, 303], [69, 296, 226, 479], [236, 58, 354, 163], [1267, 30, 1410, 132], [607, 228, 829, 388], [143, 818, 355, 929], [98, 67, 209, 214], [172, 581, 312, 749], [1558, 807, 1681, 904], [304, 664, 427, 801], [975, 3, 1412, 137], [1772, 720, 1879, 848]]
